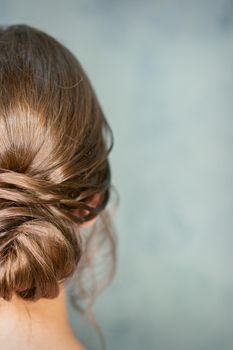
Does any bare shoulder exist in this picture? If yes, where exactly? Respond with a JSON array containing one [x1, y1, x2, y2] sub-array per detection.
[[69, 345, 86, 350], [48, 334, 87, 350], [65, 337, 87, 350], [71, 343, 87, 350]]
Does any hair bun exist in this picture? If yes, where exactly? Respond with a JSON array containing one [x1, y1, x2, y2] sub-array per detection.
[[0, 171, 82, 302]]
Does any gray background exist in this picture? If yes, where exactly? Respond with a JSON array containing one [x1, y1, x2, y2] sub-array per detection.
[[1, 1, 233, 349]]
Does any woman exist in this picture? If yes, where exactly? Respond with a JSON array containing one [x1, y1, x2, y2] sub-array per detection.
[[0, 24, 117, 350]]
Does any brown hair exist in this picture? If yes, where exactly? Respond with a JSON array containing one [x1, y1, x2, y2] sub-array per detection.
[[0, 24, 118, 349]]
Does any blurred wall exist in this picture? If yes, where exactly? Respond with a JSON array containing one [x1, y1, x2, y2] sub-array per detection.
[[1, 1, 233, 349]]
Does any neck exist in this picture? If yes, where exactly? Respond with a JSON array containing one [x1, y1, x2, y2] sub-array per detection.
[[0, 284, 85, 350]]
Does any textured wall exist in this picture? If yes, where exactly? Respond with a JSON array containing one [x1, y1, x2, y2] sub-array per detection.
[[1, 1, 233, 349]]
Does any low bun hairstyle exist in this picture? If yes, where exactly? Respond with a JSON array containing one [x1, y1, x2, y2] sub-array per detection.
[[0, 24, 117, 348]]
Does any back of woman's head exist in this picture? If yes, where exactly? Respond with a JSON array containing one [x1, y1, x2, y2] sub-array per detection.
[[0, 24, 117, 307]]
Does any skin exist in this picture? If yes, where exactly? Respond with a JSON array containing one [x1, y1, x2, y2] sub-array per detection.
[[0, 194, 101, 350], [0, 284, 86, 350]]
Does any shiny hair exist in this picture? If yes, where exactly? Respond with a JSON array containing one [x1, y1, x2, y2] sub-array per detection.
[[0, 24, 118, 349]]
